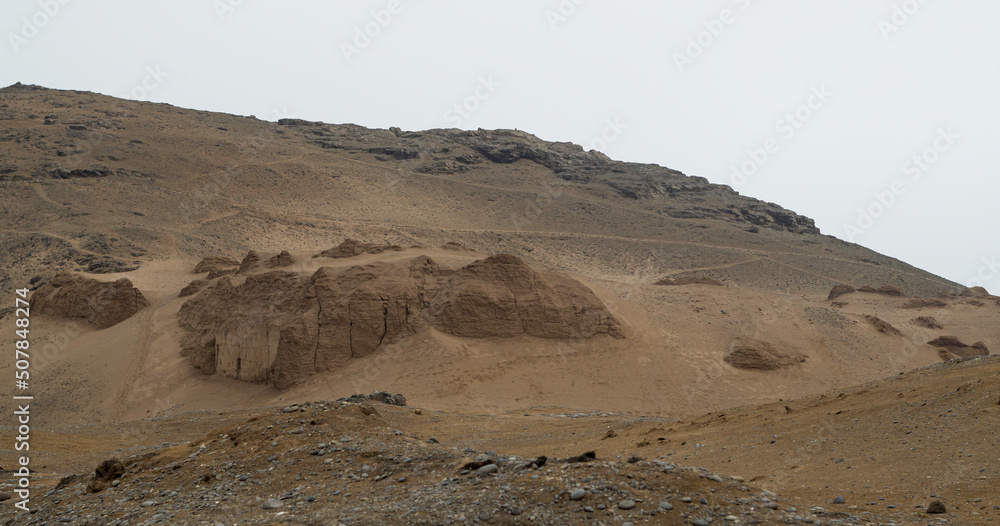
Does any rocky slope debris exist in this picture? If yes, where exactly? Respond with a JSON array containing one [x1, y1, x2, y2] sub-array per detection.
[[336, 391, 407, 406], [178, 249, 623, 388], [32, 272, 148, 328]]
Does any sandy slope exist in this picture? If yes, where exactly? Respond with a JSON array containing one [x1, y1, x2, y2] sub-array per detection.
[[5, 247, 996, 431]]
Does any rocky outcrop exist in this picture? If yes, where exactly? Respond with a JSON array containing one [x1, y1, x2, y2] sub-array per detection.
[[236, 251, 261, 274], [179, 279, 208, 297], [724, 340, 806, 370], [914, 316, 943, 329], [427, 255, 623, 339], [32, 273, 148, 328], [289, 124, 820, 234], [314, 239, 404, 259], [858, 285, 905, 297], [864, 315, 902, 337], [178, 253, 623, 389], [265, 250, 294, 268], [828, 284, 855, 301], [927, 336, 989, 360], [193, 256, 240, 274], [902, 297, 948, 309]]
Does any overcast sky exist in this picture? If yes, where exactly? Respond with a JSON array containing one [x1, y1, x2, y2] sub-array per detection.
[[3, 0, 998, 291]]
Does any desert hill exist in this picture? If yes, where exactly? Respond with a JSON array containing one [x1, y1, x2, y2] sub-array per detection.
[[1, 84, 998, 523], [0, 83, 961, 301]]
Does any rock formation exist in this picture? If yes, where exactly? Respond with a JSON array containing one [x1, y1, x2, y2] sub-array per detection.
[[314, 239, 404, 259], [178, 252, 623, 389], [32, 273, 148, 328], [927, 336, 989, 360], [193, 256, 240, 274], [828, 284, 855, 301], [864, 315, 902, 337], [724, 340, 806, 370]]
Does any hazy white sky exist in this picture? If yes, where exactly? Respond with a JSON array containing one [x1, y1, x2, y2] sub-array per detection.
[[3, 0, 999, 290]]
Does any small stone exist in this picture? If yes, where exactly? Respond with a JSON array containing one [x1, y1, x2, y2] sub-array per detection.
[[111, 479, 120, 487], [570, 488, 586, 501], [478, 512, 491, 521], [659, 501, 673, 510], [681, 496, 693, 503], [726, 515, 739, 522], [927, 500, 946, 514], [763, 501, 779, 509], [141, 500, 156, 507], [618, 499, 636, 510], [476, 464, 499, 476], [692, 519, 710, 526], [262, 499, 283, 509], [427, 437, 439, 444], [833, 495, 845, 504], [0, 492, 10, 502]]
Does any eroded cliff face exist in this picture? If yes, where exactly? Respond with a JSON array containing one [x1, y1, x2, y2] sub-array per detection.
[[178, 251, 623, 389]]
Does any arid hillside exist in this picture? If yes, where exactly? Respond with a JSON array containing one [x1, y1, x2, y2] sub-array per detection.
[[0, 83, 959, 300], [1, 84, 997, 524]]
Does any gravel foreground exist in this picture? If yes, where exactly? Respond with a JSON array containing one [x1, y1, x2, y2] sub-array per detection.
[[0, 401, 928, 526]]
